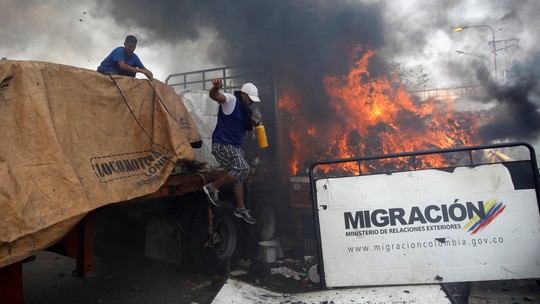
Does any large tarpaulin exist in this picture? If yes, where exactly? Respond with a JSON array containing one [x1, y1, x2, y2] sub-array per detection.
[[0, 60, 199, 268]]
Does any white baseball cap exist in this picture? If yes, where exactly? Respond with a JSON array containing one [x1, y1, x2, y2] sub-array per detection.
[[241, 83, 261, 102]]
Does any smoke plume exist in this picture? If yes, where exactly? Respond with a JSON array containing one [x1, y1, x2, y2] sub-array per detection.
[[478, 51, 540, 142], [96, 0, 540, 146], [96, 0, 387, 116]]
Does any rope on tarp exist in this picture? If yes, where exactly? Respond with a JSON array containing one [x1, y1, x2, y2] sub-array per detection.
[[144, 79, 203, 149], [108, 75, 176, 166], [144, 79, 178, 124]]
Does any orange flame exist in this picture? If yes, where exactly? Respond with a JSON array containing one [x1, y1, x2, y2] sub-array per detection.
[[279, 45, 479, 176]]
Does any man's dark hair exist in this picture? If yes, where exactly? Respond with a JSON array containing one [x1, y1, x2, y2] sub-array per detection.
[[125, 35, 137, 44]]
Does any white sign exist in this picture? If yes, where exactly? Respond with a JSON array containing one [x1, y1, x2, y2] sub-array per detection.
[[315, 164, 540, 287]]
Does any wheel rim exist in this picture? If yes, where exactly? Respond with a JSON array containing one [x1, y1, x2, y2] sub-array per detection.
[[212, 216, 236, 260], [189, 206, 237, 274]]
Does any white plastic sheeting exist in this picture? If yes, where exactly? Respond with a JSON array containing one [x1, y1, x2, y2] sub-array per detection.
[[179, 89, 220, 168]]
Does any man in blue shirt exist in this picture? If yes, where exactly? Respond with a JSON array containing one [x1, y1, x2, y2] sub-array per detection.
[[97, 35, 153, 80]]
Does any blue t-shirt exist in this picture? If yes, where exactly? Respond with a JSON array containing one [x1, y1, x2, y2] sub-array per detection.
[[97, 46, 145, 77]]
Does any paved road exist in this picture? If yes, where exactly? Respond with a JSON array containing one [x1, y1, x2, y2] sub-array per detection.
[[23, 251, 220, 304], [22, 250, 540, 304]]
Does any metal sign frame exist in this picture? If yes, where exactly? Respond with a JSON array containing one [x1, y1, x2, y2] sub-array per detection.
[[309, 142, 540, 288]]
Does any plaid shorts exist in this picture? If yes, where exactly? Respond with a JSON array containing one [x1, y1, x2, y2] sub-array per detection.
[[212, 143, 250, 185]]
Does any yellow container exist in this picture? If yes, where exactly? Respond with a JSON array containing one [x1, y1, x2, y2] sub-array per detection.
[[254, 124, 268, 148]]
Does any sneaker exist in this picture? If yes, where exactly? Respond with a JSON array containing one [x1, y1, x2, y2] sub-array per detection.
[[203, 184, 221, 207], [234, 208, 257, 224]]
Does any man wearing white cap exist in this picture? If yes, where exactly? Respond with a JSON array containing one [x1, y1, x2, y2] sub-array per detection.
[[203, 78, 261, 224]]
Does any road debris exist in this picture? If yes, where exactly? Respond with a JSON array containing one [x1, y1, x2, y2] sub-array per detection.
[[270, 267, 301, 280]]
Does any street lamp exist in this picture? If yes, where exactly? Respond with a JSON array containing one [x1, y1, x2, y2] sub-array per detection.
[[454, 51, 489, 63], [453, 25, 498, 80], [454, 50, 489, 60], [454, 50, 491, 68]]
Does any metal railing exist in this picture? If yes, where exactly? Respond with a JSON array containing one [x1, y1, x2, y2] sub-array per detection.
[[309, 142, 538, 180], [165, 63, 272, 93], [412, 85, 486, 101]]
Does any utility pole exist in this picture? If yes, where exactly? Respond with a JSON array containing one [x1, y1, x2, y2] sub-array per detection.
[[453, 25, 498, 81]]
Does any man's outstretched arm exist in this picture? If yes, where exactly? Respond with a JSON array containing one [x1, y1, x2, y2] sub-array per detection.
[[209, 78, 227, 104]]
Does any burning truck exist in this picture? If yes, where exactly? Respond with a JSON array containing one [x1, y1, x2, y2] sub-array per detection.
[[0, 61, 286, 302]]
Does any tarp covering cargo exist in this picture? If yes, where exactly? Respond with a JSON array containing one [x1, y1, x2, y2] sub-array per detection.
[[0, 60, 199, 268]]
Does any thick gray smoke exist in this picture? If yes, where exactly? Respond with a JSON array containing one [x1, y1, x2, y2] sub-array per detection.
[[96, 0, 386, 117], [377, 0, 540, 145], [478, 52, 540, 142], [96, 0, 540, 146]]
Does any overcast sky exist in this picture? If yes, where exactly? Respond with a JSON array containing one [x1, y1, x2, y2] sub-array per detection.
[[1, 0, 538, 86]]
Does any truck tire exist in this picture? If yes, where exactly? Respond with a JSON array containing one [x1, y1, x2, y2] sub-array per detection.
[[174, 200, 200, 273], [188, 204, 237, 274]]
